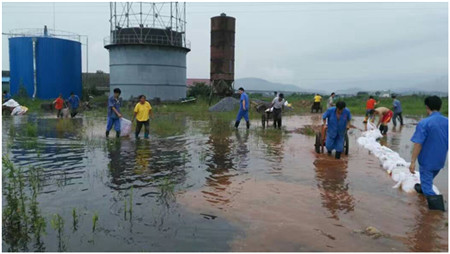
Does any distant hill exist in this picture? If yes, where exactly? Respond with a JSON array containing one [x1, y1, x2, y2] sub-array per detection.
[[235, 78, 326, 94], [393, 76, 448, 96]]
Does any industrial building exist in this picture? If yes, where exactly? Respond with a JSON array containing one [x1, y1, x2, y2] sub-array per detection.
[[210, 13, 235, 97], [104, 2, 190, 101], [7, 26, 82, 99]]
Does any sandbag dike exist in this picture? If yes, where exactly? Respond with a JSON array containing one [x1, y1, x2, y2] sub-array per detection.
[[209, 97, 240, 112], [357, 122, 440, 194]]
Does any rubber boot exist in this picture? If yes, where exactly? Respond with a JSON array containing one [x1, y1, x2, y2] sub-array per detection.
[[116, 131, 121, 138], [426, 195, 445, 211], [106, 131, 110, 138], [135, 133, 139, 139], [235, 121, 240, 129], [414, 183, 423, 194], [327, 150, 332, 156], [335, 152, 341, 159], [144, 133, 149, 139], [246, 121, 250, 129], [379, 125, 384, 133], [384, 125, 388, 135]]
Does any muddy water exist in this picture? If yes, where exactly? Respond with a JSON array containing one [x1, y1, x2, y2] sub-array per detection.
[[2, 114, 448, 251]]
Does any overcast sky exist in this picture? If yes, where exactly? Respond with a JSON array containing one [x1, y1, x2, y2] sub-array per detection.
[[2, 2, 448, 91]]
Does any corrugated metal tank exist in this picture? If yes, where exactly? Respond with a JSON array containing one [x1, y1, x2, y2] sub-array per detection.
[[105, 28, 189, 101], [210, 13, 235, 95], [9, 36, 82, 99]]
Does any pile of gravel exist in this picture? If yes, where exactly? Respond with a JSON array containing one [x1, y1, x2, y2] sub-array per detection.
[[209, 97, 240, 112]]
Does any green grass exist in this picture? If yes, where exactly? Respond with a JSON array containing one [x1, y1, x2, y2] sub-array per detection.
[[341, 95, 448, 118], [251, 93, 448, 117], [11, 94, 448, 120]]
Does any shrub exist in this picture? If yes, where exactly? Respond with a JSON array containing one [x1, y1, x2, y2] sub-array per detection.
[[187, 82, 211, 98]]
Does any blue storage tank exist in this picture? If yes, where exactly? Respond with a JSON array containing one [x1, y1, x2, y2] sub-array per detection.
[[9, 32, 82, 100]]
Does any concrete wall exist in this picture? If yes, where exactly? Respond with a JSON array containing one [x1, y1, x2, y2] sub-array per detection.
[[108, 45, 188, 101]]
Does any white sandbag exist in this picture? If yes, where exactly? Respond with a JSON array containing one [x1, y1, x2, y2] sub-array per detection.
[[61, 108, 70, 118], [3, 99, 19, 108], [401, 174, 420, 193], [11, 106, 28, 116], [358, 122, 441, 195], [120, 118, 132, 137], [433, 185, 441, 195]]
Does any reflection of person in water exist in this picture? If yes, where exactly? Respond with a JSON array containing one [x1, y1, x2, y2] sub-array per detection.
[[259, 130, 284, 171], [134, 140, 151, 175], [203, 119, 234, 207], [107, 139, 129, 189], [235, 130, 250, 169], [314, 157, 354, 220], [407, 197, 446, 251]]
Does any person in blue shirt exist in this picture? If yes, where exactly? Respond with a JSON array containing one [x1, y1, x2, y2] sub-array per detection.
[[3, 90, 11, 102], [234, 87, 250, 129], [106, 88, 123, 138], [410, 96, 448, 211], [67, 92, 81, 118], [392, 95, 404, 127], [322, 101, 352, 159]]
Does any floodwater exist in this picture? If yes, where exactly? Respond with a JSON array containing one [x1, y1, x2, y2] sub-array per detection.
[[2, 113, 448, 252]]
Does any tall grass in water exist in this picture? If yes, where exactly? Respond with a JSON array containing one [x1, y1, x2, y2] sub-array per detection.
[[151, 115, 187, 137], [25, 122, 38, 137], [92, 212, 99, 232], [2, 157, 46, 251], [72, 208, 78, 232], [50, 214, 65, 251]]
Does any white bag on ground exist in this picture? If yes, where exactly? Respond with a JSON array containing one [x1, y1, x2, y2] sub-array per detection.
[[120, 118, 132, 137], [3, 99, 20, 108]]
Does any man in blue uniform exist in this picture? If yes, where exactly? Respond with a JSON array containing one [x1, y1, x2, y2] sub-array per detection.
[[392, 95, 404, 127], [234, 87, 250, 129], [410, 96, 448, 211], [106, 88, 123, 138], [67, 92, 81, 118], [322, 101, 351, 159], [3, 90, 11, 102]]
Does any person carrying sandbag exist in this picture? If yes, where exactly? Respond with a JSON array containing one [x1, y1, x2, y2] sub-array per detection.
[[53, 93, 64, 118], [106, 88, 123, 138], [132, 95, 153, 139]]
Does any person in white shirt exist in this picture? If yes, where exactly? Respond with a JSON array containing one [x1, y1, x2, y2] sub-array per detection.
[[327, 92, 336, 109], [270, 93, 286, 129]]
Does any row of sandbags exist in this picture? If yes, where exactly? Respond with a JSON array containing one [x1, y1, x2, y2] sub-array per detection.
[[357, 122, 440, 194]]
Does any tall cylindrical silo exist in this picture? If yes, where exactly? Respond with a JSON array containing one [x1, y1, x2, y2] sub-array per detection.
[[8, 27, 82, 99], [104, 3, 190, 101], [211, 13, 235, 97]]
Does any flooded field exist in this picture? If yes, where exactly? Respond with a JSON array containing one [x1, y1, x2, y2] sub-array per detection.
[[2, 113, 448, 252]]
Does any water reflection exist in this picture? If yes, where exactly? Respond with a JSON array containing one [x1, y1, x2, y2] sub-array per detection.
[[202, 119, 236, 208], [314, 156, 355, 220], [234, 130, 250, 169], [257, 130, 285, 171], [407, 197, 447, 251], [106, 137, 189, 191]]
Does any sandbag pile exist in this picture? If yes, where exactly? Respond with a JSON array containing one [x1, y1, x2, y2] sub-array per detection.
[[357, 122, 440, 194]]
